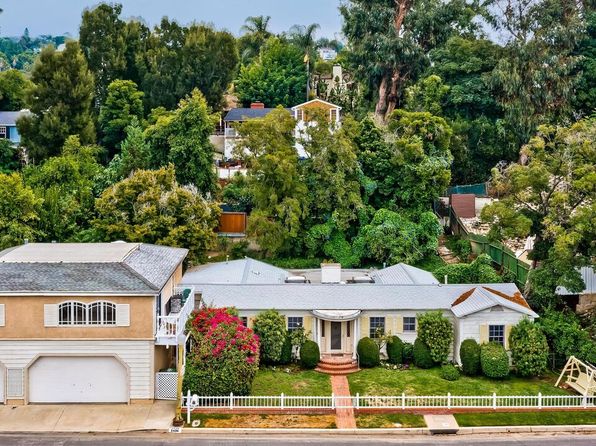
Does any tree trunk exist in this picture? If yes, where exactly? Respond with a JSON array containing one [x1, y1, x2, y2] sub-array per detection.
[[375, 75, 390, 120], [384, 69, 401, 120]]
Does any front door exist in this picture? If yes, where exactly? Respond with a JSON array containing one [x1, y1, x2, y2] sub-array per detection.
[[331, 322, 342, 350]]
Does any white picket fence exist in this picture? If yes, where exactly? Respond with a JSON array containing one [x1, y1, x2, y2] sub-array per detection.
[[182, 390, 595, 412]]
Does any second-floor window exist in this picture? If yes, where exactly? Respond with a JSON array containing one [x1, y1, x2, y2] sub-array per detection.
[[58, 301, 117, 326]]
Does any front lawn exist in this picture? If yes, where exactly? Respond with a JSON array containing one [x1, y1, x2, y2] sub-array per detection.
[[455, 411, 596, 426], [356, 413, 426, 428], [251, 366, 331, 396], [348, 367, 570, 396], [187, 413, 336, 428]]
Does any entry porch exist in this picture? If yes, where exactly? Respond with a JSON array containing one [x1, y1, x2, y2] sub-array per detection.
[[311, 310, 361, 360]]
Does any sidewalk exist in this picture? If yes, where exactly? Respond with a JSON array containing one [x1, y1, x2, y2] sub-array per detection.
[[0, 401, 175, 433]]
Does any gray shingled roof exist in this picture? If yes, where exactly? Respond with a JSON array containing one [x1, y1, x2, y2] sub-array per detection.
[[195, 282, 523, 311], [0, 243, 187, 294], [0, 110, 29, 126], [370, 263, 439, 285], [182, 257, 288, 285], [224, 108, 291, 122]]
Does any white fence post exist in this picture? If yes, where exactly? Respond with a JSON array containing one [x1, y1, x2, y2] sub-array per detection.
[[331, 392, 335, 410], [402, 392, 405, 410], [492, 392, 497, 410], [447, 392, 451, 410], [229, 392, 234, 410], [355, 392, 360, 410], [583, 396, 588, 409], [538, 392, 542, 410], [186, 390, 191, 425], [281, 392, 285, 410]]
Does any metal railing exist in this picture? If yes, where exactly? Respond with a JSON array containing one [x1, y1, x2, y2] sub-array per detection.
[[182, 391, 594, 413], [155, 286, 195, 345]]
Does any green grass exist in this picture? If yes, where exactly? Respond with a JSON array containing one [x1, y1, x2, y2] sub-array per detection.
[[455, 411, 596, 426], [348, 367, 570, 396], [356, 413, 426, 428], [251, 366, 331, 396]]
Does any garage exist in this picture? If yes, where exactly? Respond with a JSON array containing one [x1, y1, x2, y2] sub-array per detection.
[[28, 356, 128, 403]]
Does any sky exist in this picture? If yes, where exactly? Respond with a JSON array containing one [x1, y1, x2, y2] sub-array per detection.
[[0, 0, 344, 39]]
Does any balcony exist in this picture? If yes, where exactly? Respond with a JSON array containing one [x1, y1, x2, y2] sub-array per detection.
[[155, 286, 195, 346]]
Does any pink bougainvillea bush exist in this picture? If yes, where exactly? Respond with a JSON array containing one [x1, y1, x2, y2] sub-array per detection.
[[183, 307, 260, 395]]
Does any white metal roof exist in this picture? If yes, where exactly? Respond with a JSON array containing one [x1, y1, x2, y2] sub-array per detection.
[[451, 287, 538, 318], [181, 257, 289, 285], [370, 263, 439, 285], [556, 267, 596, 295]]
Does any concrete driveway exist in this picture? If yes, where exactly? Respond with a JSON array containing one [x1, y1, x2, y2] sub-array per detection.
[[0, 401, 175, 433]]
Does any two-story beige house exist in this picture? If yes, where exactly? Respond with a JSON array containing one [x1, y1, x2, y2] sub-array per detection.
[[0, 242, 193, 405]]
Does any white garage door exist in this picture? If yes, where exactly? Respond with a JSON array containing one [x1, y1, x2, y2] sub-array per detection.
[[29, 357, 128, 403]]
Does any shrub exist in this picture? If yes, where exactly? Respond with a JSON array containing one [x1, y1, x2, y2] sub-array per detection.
[[279, 335, 293, 365], [357, 337, 380, 367], [440, 364, 460, 381], [386, 336, 404, 364], [403, 342, 414, 363], [435, 255, 502, 284], [183, 307, 259, 395], [300, 340, 320, 369], [253, 309, 287, 364], [509, 319, 549, 377], [481, 342, 510, 379], [537, 309, 596, 364], [417, 311, 453, 364], [413, 338, 434, 369], [460, 339, 481, 376]]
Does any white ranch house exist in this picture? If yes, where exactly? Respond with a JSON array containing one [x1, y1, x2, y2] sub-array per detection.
[[181, 258, 538, 363]]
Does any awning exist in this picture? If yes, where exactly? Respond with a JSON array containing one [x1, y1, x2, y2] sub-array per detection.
[[312, 310, 361, 321]]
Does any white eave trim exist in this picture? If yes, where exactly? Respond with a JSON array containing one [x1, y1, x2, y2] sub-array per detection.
[[312, 309, 361, 321]]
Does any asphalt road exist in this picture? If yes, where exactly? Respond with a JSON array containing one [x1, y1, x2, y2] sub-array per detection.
[[0, 433, 595, 446]]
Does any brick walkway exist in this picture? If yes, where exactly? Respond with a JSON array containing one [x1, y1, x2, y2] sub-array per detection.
[[330, 375, 356, 429]]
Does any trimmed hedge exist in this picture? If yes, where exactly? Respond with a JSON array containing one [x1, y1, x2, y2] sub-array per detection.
[[403, 342, 414, 363], [460, 339, 481, 376], [300, 340, 320, 369], [386, 336, 404, 364], [481, 342, 510, 379], [417, 311, 454, 364], [509, 319, 549, 377], [413, 338, 435, 369], [279, 335, 293, 365], [357, 337, 380, 368], [440, 364, 460, 381]]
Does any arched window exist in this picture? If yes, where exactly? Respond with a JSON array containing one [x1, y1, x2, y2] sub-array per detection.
[[58, 301, 117, 326]]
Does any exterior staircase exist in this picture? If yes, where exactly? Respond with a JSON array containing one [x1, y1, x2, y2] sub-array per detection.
[[315, 354, 359, 375]]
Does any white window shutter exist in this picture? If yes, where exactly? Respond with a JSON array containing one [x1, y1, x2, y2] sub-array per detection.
[[116, 304, 130, 327], [44, 304, 58, 327], [0, 304, 5, 326]]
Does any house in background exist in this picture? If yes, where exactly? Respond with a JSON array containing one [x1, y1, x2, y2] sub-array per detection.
[[181, 259, 537, 369], [220, 99, 341, 160], [0, 242, 193, 405], [0, 110, 28, 145], [556, 266, 596, 314]]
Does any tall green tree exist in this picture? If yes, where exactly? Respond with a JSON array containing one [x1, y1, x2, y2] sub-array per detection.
[[23, 136, 103, 242], [287, 23, 320, 62], [145, 89, 217, 193], [0, 172, 42, 249], [341, 0, 478, 120], [0, 69, 32, 110], [239, 15, 272, 64], [17, 41, 96, 161], [98, 79, 144, 155], [79, 2, 127, 107], [235, 37, 307, 107], [236, 108, 308, 256], [488, 0, 585, 148], [574, 9, 596, 116], [92, 165, 220, 264], [481, 119, 596, 307]]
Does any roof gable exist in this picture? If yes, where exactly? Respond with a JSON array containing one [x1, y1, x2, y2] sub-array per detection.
[[451, 286, 537, 317], [371, 263, 439, 285], [291, 99, 341, 110]]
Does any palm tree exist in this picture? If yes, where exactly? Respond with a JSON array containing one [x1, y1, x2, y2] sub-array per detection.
[[241, 15, 272, 39], [287, 23, 320, 57]]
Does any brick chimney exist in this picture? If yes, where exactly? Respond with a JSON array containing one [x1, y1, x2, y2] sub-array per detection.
[[250, 102, 265, 109]]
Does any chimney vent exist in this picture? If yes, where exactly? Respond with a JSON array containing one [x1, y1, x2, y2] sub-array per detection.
[[250, 102, 265, 109], [321, 263, 341, 284]]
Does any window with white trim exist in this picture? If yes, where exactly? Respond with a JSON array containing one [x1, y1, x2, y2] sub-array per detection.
[[287, 316, 303, 332], [489, 324, 505, 345], [0, 126, 6, 139], [403, 317, 416, 332], [240, 317, 248, 327], [369, 317, 385, 338], [58, 301, 117, 326]]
